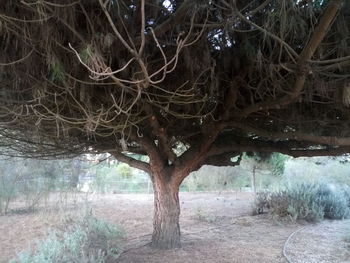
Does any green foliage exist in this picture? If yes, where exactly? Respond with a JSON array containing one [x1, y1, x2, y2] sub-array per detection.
[[254, 183, 350, 222], [79, 45, 93, 64], [91, 166, 116, 194], [50, 59, 66, 84], [90, 162, 148, 194], [268, 153, 289, 176], [12, 213, 125, 263], [116, 163, 133, 179], [243, 152, 288, 176]]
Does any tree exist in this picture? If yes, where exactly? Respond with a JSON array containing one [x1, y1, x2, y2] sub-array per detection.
[[116, 163, 133, 178], [0, 0, 349, 249], [243, 152, 288, 192]]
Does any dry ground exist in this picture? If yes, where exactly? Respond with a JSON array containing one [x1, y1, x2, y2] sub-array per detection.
[[0, 192, 349, 263]]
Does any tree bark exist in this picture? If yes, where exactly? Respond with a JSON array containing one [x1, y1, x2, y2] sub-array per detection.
[[151, 171, 182, 249]]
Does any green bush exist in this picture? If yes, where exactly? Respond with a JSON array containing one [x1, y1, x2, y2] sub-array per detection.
[[116, 163, 133, 179], [255, 183, 350, 222], [12, 213, 125, 263]]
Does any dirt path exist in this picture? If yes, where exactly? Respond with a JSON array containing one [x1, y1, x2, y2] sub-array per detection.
[[0, 192, 349, 263], [284, 219, 350, 263]]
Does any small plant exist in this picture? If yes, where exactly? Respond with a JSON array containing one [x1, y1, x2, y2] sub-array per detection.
[[253, 191, 271, 215], [12, 212, 125, 263], [195, 207, 217, 223], [254, 183, 350, 222]]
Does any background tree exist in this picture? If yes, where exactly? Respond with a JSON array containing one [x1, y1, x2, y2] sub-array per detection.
[[0, 0, 349, 249], [243, 152, 288, 192]]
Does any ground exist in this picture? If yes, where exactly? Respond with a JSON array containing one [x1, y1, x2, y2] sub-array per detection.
[[0, 192, 349, 263]]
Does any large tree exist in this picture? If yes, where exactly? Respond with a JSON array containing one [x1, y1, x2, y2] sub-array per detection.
[[0, 0, 349, 249]]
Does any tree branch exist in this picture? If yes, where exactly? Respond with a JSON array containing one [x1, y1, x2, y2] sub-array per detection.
[[110, 151, 150, 173], [237, 0, 343, 117], [145, 0, 193, 40], [174, 121, 225, 181], [201, 152, 242, 169], [146, 106, 176, 163], [226, 122, 350, 146], [209, 137, 350, 158]]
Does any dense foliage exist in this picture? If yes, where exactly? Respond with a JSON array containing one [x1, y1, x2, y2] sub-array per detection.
[[0, 0, 349, 170]]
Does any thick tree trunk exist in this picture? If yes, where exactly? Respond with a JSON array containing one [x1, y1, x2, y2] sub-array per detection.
[[151, 173, 181, 249]]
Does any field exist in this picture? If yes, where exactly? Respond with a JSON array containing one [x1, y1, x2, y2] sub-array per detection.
[[1, 191, 349, 263]]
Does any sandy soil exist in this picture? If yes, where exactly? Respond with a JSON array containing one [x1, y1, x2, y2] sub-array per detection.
[[0, 192, 349, 263]]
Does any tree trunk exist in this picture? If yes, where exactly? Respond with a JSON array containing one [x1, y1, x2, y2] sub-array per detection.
[[151, 173, 181, 249], [70, 158, 80, 188], [252, 165, 257, 193]]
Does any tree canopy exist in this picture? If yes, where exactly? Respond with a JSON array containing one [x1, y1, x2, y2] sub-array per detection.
[[0, 0, 349, 166]]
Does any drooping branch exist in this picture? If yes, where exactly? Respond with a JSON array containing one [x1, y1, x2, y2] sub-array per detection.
[[201, 152, 243, 169], [110, 151, 150, 173], [208, 136, 350, 158], [226, 122, 350, 147], [0, 0, 349, 171], [238, 0, 344, 117]]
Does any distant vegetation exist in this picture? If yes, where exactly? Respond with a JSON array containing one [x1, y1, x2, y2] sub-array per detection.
[[183, 153, 289, 192], [1, 153, 350, 217], [0, 158, 75, 214], [0, 155, 147, 214], [183, 155, 350, 192]]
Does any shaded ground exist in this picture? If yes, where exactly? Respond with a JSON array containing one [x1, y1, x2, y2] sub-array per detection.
[[0, 192, 349, 262]]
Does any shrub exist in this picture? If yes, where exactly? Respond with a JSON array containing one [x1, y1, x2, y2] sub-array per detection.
[[342, 186, 350, 207], [12, 213, 125, 263], [254, 183, 350, 222], [194, 207, 217, 223], [116, 163, 133, 179]]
